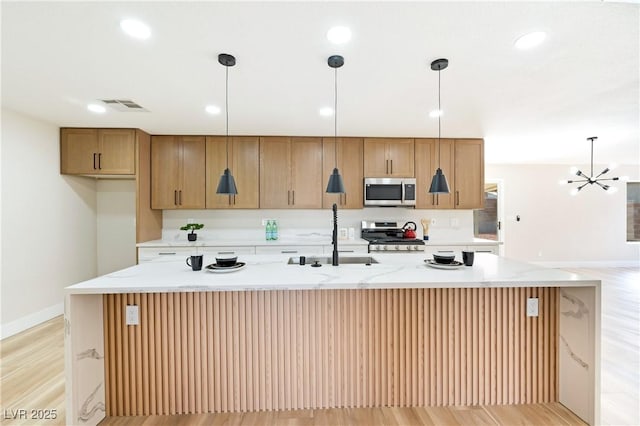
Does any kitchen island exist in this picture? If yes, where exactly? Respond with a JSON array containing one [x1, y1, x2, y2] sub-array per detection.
[[65, 253, 599, 425]]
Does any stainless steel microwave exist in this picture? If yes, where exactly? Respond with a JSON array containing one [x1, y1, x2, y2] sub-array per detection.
[[364, 178, 417, 207]]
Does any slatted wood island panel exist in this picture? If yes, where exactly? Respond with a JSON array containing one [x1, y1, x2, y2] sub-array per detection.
[[103, 287, 559, 416]]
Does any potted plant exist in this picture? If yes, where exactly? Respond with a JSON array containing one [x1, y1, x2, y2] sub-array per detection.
[[180, 223, 204, 241]]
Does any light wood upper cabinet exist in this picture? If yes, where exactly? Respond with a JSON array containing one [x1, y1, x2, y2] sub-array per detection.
[[454, 139, 484, 209], [206, 136, 259, 209], [260, 137, 323, 209], [322, 137, 364, 209], [60, 128, 135, 175], [364, 138, 414, 177], [151, 136, 205, 209], [415, 138, 455, 209], [415, 138, 484, 210]]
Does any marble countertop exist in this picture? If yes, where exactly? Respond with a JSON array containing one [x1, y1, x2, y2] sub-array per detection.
[[66, 253, 598, 294], [136, 237, 500, 248]]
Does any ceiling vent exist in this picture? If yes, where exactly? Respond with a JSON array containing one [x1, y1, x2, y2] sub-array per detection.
[[100, 99, 149, 112]]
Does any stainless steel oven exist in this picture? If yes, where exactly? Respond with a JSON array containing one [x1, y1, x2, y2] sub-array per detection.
[[364, 177, 416, 207]]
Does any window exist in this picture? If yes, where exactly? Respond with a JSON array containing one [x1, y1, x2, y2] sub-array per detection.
[[474, 183, 499, 241], [627, 182, 640, 242]]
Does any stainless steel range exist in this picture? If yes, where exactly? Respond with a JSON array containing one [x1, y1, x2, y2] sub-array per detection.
[[361, 220, 425, 253]]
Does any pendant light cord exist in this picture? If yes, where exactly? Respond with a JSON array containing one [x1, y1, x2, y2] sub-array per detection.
[[334, 66, 338, 168], [590, 137, 594, 177], [225, 64, 230, 169], [437, 67, 442, 168]]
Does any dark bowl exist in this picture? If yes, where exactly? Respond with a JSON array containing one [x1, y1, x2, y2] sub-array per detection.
[[215, 257, 238, 267], [433, 254, 455, 264]]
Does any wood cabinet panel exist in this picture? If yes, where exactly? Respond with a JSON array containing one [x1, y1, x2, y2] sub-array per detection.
[[454, 139, 484, 209], [364, 138, 414, 177], [179, 137, 206, 208], [206, 137, 259, 209], [323, 138, 364, 209], [260, 137, 322, 209], [260, 137, 291, 208], [151, 136, 205, 209], [291, 137, 323, 208], [98, 129, 136, 174], [60, 128, 135, 175]]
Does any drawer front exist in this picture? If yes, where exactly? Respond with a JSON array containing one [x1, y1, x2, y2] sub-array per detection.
[[137, 247, 193, 263], [255, 245, 324, 255], [324, 244, 369, 254], [199, 246, 256, 256], [467, 245, 499, 255]]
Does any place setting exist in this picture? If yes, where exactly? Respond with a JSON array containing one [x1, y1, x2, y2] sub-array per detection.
[[424, 251, 473, 270], [205, 256, 246, 273]]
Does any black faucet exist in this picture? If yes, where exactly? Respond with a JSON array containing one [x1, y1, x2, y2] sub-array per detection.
[[332, 203, 339, 266]]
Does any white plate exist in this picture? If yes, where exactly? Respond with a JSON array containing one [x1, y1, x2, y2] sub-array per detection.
[[424, 259, 465, 270], [205, 262, 246, 273]]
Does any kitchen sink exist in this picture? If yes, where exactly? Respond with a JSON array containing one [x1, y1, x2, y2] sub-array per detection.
[[287, 256, 379, 265]]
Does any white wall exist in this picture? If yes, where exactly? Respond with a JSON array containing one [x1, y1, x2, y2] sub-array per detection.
[[0, 109, 97, 338], [97, 180, 136, 275], [487, 164, 639, 266]]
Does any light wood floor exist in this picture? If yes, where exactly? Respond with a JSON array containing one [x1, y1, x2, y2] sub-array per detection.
[[1, 267, 637, 425]]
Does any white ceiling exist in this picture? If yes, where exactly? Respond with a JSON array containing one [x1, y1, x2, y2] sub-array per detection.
[[2, 1, 639, 165]]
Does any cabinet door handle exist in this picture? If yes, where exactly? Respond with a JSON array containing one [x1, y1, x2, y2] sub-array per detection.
[[287, 190, 291, 205], [174, 190, 178, 205], [217, 251, 236, 255], [437, 250, 454, 253], [93, 153, 97, 170], [390, 159, 393, 174], [281, 250, 298, 254], [179, 190, 182, 205], [98, 153, 102, 170], [476, 250, 493, 253], [292, 190, 295, 205], [158, 252, 177, 255], [456, 191, 460, 206], [386, 159, 389, 174]]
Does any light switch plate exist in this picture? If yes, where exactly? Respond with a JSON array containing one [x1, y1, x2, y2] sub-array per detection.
[[126, 305, 139, 325], [526, 298, 539, 317]]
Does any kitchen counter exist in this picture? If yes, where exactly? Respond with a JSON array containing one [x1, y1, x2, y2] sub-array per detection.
[[65, 254, 599, 426], [68, 252, 591, 294]]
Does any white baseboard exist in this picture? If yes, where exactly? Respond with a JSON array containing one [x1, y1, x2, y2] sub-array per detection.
[[533, 260, 640, 268], [0, 302, 64, 340]]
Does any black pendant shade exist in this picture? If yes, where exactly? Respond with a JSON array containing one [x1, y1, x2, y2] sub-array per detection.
[[326, 167, 346, 193], [216, 53, 238, 195], [325, 55, 346, 194], [216, 168, 237, 195], [428, 58, 451, 195], [429, 168, 450, 194]]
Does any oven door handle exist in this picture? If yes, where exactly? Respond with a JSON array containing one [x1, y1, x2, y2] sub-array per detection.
[[401, 182, 405, 204]]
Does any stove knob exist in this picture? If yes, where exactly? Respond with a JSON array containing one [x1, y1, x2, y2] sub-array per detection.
[[412, 245, 419, 251], [383, 245, 389, 251], [395, 245, 400, 250]]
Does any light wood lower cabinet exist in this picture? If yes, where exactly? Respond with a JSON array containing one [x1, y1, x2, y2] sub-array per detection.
[[60, 128, 136, 175], [151, 136, 206, 209], [103, 287, 559, 416], [322, 138, 364, 209], [260, 137, 323, 209], [206, 136, 259, 209]]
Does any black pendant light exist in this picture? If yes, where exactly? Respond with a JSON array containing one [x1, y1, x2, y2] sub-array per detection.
[[325, 55, 346, 194], [428, 58, 451, 194], [216, 53, 238, 195]]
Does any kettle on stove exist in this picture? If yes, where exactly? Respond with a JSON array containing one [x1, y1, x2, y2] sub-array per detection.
[[402, 221, 417, 239]]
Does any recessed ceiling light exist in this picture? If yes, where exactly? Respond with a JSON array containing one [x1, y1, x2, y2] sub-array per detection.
[[87, 103, 106, 113], [429, 109, 442, 118], [327, 26, 351, 44], [319, 107, 334, 117], [120, 19, 151, 40], [205, 105, 221, 115], [514, 31, 546, 50]]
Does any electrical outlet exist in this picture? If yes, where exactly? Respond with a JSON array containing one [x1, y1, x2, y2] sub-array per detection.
[[126, 305, 139, 325], [430, 218, 437, 226], [261, 218, 268, 226], [450, 218, 459, 228], [526, 298, 539, 317]]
